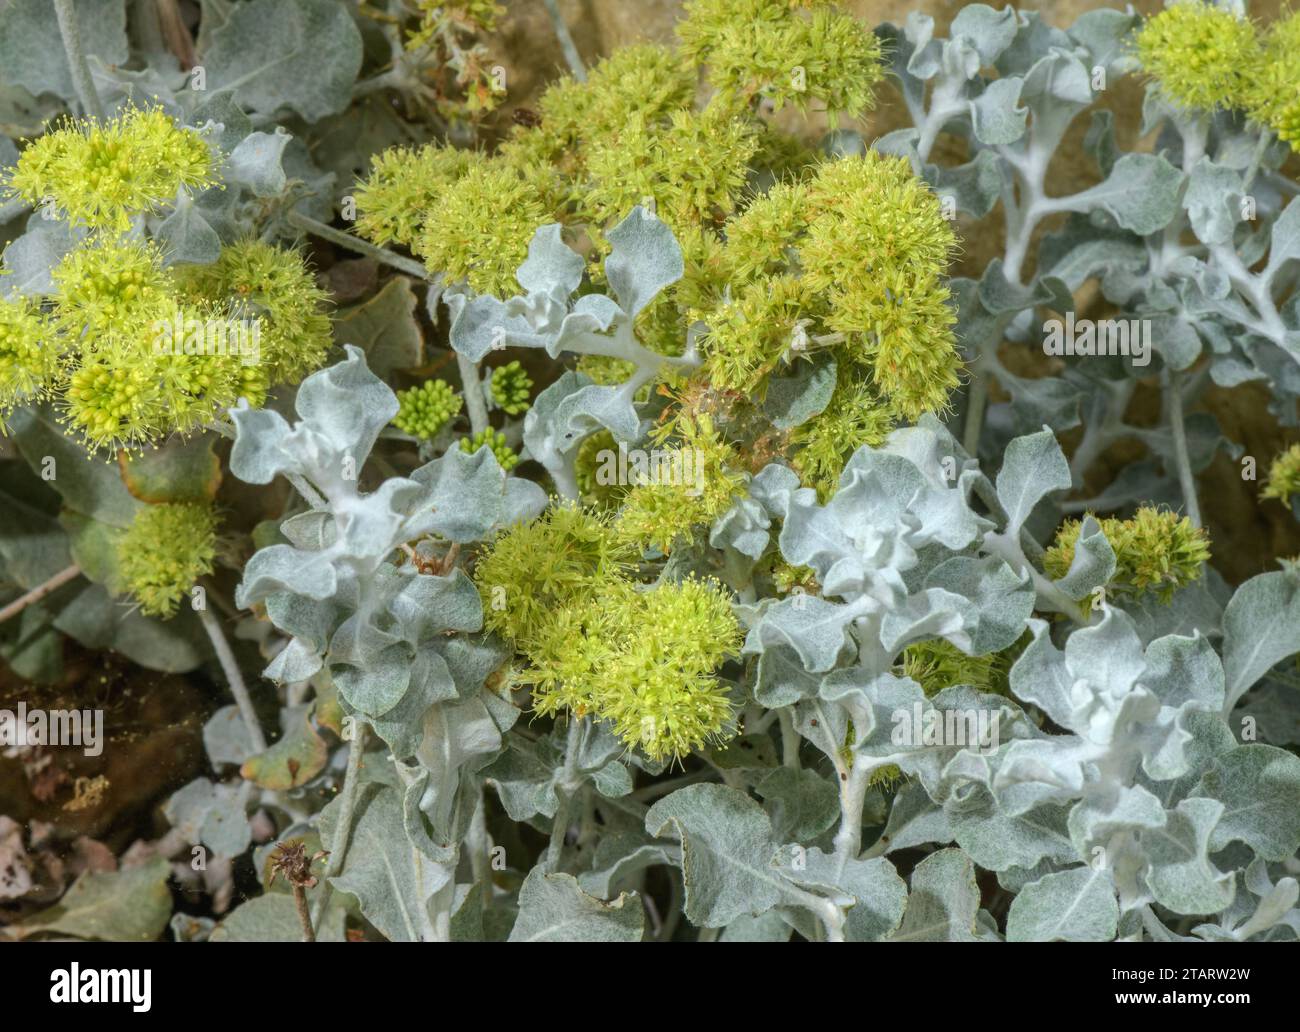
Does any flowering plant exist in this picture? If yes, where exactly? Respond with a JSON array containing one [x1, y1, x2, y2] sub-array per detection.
[[1, 0, 1299, 950]]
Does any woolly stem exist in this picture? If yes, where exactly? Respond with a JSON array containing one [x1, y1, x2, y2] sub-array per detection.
[[458, 352, 489, 435], [541, 0, 587, 81], [54, 0, 106, 121], [1164, 368, 1203, 529], [198, 606, 268, 753], [0, 565, 82, 625], [546, 716, 586, 871], [286, 210, 431, 280], [313, 720, 368, 927]]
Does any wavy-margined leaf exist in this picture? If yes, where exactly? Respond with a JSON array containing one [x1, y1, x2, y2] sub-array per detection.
[[509, 869, 643, 942]]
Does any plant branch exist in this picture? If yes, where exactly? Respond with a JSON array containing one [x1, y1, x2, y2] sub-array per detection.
[[0, 565, 82, 625], [1164, 367, 1203, 529], [286, 210, 431, 280], [541, 0, 587, 81], [198, 605, 268, 753], [54, 0, 106, 121], [313, 720, 368, 927], [458, 352, 489, 435]]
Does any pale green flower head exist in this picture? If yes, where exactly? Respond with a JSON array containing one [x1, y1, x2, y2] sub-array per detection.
[[7, 106, 214, 233], [1135, 1, 1262, 113], [117, 502, 219, 618]]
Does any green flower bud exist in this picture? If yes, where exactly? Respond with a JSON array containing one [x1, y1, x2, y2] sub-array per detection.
[[488, 360, 533, 415], [460, 426, 519, 470], [393, 378, 462, 439]]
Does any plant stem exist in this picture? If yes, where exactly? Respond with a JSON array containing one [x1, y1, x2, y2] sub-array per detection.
[[198, 605, 268, 753], [458, 352, 489, 434], [286, 210, 431, 280], [547, 717, 585, 870], [541, 0, 587, 81], [0, 565, 81, 625], [1164, 368, 1203, 529], [293, 885, 315, 942], [313, 720, 368, 926], [54, 0, 106, 121]]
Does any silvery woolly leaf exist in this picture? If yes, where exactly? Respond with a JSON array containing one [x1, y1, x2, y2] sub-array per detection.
[[1193, 745, 1300, 861], [969, 76, 1027, 145], [155, 194, 222, 265], [415, 695, 504, 838], [762, 354, 837, 430], [236, 544, 337, 606], [204, 0, 363, 123], [226, 128, 291, 198], [1184, 158, 1244, 247], [320, 781, 445, 941], [228, 405, 297, 484], [2, 218, 83, 298], [1067, 8, 1140, 73], [1051, 514, 1116, 600], [879, 781, 954, 854], [994, 427, 1071, 535], [294, 344, 398, 468], [752, 643, 824, 708], [743, 594, 865, 674], [755, 768, 839, 843], [1264, 196, 1300, 289], [890, 847, 982, 942], [368, 648, 458, 760], [483, 735, 563, 822], [1221, 566, 1300, 712], [645, 784, 793, 928], [709, 494, 772, 561], [332, 644, 411, 718], [410, 445, 546, 543], [386, 569, 482, 645], [579, 834, 677, 900], [509, 869, 643, 942], [771, 847, 907, 942], [604, 205, 683, 318], [0, 0, 127, 103], [947, 788, 1075, 872], [923, 147, 1004, 219], [1006, 866, 1119, 942], [1058, 153, 1184, 237], [923, 554, 1034, 654], [950, 3, 1019, 66], [515, 223, 585, 299], [1141, 797, 1235, 916]]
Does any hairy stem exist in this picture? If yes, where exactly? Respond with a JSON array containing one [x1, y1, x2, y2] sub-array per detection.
[[1164, 368, 1203, 529], [54, 0, 106, 121], [313, 720, 368, 927], [197, 605, 268, 753], [458, 352, 489, 435], [541, 0, 587, 81], [0, 565, 82, 625], [286, 210, 431, 280]]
